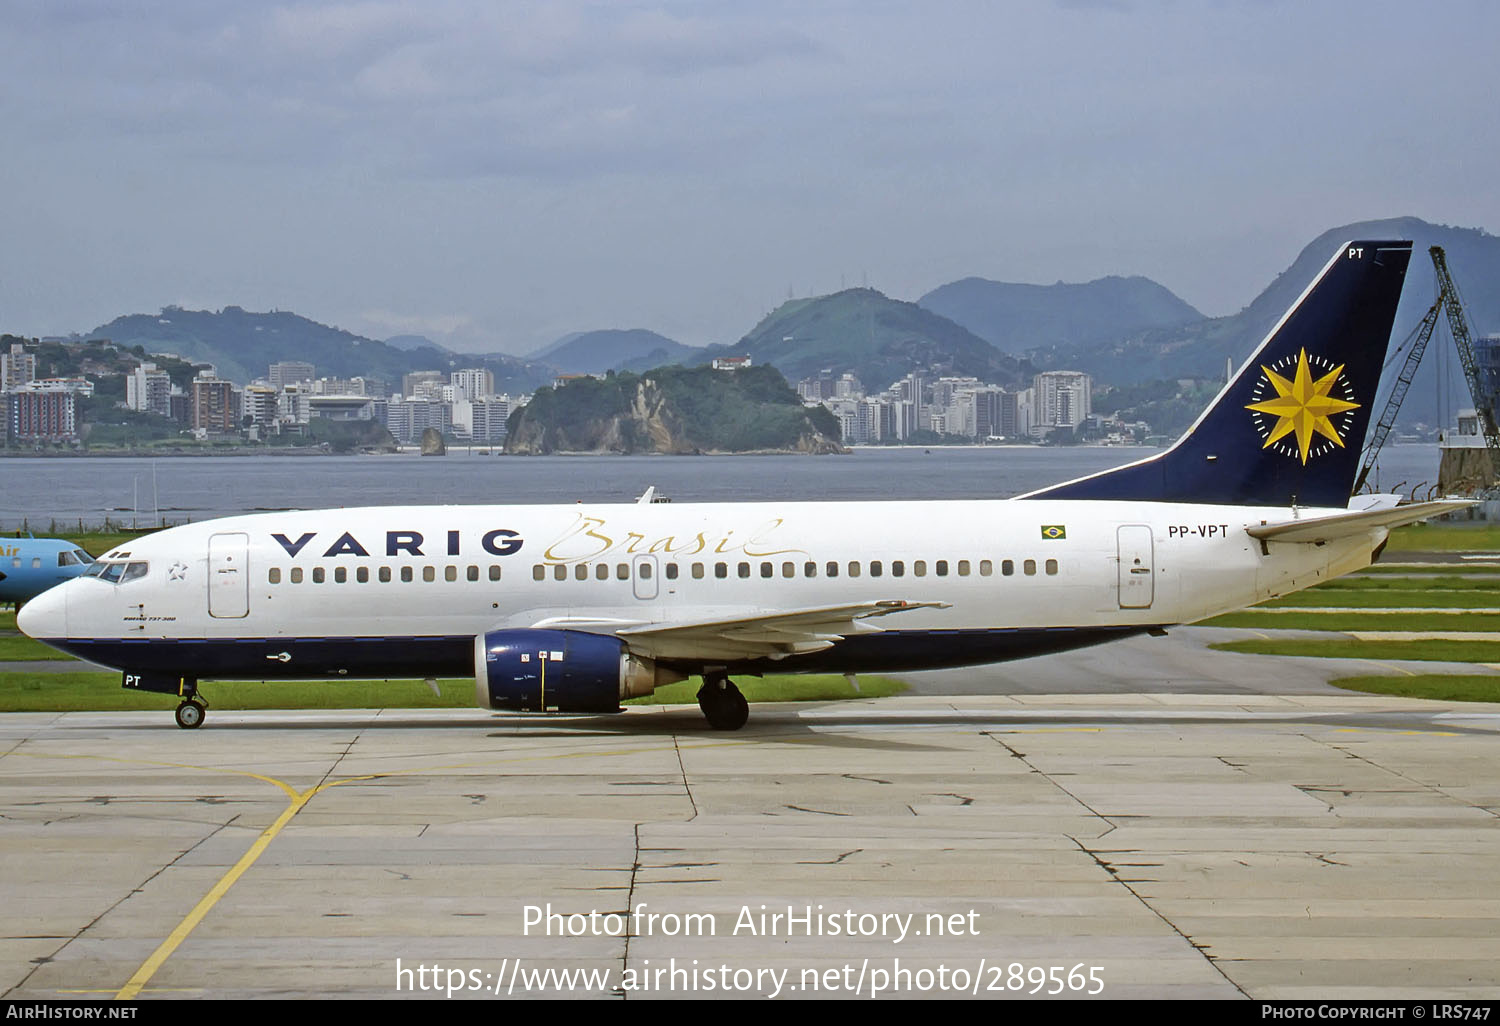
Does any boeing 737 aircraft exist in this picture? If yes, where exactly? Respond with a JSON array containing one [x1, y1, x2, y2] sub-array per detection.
[[0, 536, 95, 607], [19, 240, 1470, 730]]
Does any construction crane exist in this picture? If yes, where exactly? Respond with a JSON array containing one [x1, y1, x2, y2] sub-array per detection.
[[1355, 245, 1499, 496]]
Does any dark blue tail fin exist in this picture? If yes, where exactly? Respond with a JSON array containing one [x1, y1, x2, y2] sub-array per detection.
[[1022, 240, 1413, 507]]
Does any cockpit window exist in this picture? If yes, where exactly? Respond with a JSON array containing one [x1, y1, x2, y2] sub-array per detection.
[[85, 560, 148, 584], [58, 550, 82, 567]]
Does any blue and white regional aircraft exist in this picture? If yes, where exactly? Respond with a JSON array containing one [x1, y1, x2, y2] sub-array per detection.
[[0, 537, 94, 607], [19, 240, 1469, 730]]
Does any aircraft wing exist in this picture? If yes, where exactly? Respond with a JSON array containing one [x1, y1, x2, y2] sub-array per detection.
[[611, 600, 951, 662], [1246, 500, 1476, 545]]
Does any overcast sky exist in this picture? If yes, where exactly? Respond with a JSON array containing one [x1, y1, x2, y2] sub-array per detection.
[[2, 1, 1496, 356]]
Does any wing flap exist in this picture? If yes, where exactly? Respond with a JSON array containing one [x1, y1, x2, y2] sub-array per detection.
[[615, 600, 950, 661]]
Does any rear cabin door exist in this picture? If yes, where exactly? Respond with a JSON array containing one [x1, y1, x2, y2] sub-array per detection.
[[1116, 525, 1155, 609], [208, 532, 250, 618]]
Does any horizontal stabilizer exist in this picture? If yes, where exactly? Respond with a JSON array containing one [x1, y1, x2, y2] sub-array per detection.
[[1246, 500, 1475, 544]]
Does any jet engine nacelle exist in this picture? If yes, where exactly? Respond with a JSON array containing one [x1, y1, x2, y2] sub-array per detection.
[[474, 628, 684, 713]]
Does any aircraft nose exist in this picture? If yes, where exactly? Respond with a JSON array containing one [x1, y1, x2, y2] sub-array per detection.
[[17, 583, 67, 639]]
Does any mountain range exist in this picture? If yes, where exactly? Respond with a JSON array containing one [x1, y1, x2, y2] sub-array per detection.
[[57, 216, 1499, 433]]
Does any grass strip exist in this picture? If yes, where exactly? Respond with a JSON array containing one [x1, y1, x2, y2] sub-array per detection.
[[0, 636, 77, 661], [1330, 573, 1500, 589], [1329, 674, 1500, 703], [1200, 611, 1500, 632], [1258, 590, 1500, 609], [1388, 523, 1500, 551], [1209, 637, 1500, 663], [0, 672, 905, 713]]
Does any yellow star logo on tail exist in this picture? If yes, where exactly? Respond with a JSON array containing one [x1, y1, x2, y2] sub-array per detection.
[[1244, 348, 1360, 464]]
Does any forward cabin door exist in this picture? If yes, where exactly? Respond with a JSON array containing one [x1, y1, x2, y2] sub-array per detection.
[[1116, 525, 1155, 609], [208, 532, 250, 618]]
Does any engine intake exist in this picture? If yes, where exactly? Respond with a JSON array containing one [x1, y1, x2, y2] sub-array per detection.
[[474, 628, 683, 713]]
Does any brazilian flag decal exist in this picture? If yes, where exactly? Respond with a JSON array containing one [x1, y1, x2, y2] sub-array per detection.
[[1040, 525, 1066, 540]]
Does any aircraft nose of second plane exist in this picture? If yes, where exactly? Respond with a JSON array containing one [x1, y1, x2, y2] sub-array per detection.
[[17, 582, 67, 640]]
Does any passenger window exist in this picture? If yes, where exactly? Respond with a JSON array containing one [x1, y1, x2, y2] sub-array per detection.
[[715, 562, 728, 579], [290, 567, 303, 584], [401, 566, 413, 583], [269, 568, 281, 584], [870, 560, 882, 577], [1001, 560, 1014, 577], [825, 561, 839, 578], [639, 563, 653, 579], [665, 564, 679, 580], [804, 562, 817, 578], [760, 562, 773, 578], [467, 565, 479, 582], [738, 562, 750, 579], [782, 562, 795, 578], [358, 567, 370, 583], [31, 557, 41, 569], [693, 563, 705, 579], [10, 557, 19, 568], [1045, 559, 1058, 575], [980, 560, 993, 576], [892, 560, 904, 577], [596, 564, 609, 581], [958, 560, 970, 576], [553, 565, 567, 582], [617, 563, 629, 581], [445, 566, 457, 582], [490, 566, 502, 582], [848, 561, 861, 578], [424, 566, 437, 583], [1024, 559, 1036, 576], [574, 564, 588, 581], [935, 560, 948, 577], [532, 565, 545, 581], [312, 567, 325, 584], [914, 561, 927, 577], [379, 566, 392, 583], [334, 567, 347, 584]]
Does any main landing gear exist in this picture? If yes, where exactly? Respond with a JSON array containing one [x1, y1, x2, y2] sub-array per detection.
[[174, 681, 207, 730], [697, 672, 749, 731]]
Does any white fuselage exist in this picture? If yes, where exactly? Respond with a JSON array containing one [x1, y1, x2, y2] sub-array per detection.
[[20, 497, 1381, 683]]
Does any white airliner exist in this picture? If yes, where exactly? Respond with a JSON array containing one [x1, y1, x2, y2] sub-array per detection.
[[19, 240, 1468, 730]]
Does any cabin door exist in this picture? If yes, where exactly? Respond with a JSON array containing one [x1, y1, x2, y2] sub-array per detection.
[[632, 555, 659, 601], [208, 533, 250, 618], [1116, 525, 1155, 609]]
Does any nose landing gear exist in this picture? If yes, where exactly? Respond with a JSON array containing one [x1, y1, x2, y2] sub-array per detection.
[[697, 672, 748, 731]]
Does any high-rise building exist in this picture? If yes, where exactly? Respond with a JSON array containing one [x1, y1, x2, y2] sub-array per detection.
[[192, 373, 237, 432], [9, 389, 77, 442], [127, 362, 173, 417], [403, 370, 445, 399], [451, 368, 495, 402], [1033, 371, 1092, 431], [1, 343, 37, 392], [269, 362, 315, 389]]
